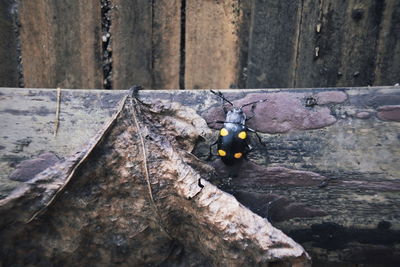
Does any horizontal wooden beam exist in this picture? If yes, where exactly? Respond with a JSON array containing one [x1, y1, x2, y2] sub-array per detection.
[[0, 86, 399, 265]]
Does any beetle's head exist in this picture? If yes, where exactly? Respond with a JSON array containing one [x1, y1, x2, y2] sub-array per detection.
[[231, 107, 243, 114], [226, 107, 246, 124]]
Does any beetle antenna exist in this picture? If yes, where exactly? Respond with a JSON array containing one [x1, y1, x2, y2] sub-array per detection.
[[210, 90, 234, 106], [240, 98, 268, 108]]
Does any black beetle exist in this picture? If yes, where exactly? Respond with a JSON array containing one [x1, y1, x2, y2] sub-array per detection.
[[208, 90, 268, 166]]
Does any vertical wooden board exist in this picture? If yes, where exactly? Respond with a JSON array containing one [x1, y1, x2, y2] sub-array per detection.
[[246, 0, 303, 88], [295, 0, 389, 88], [0, 0, 19, 87], [185, 0, 242, 89], [19, 0, 55, 88], [294, 0, 349, 88], [374, 0, 400, 86], [236, 0, 254, 89], [111, 0, 152, 89], [152, 0, 181, 89], [19, 0, 102, 89], [76, 1, 103, 89], [335, 0, 385, 87]]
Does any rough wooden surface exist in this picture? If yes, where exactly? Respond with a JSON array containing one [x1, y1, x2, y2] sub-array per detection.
[[1, 1, 399, 89], [0, 0, 19, 87], [152, 0, 181, 89], [110, 0, 152, 89], [295, 0, 377, 87], [246, 0, 303, 88], [0, 88, 124, 197], [185, 0, 242, 89], [0, 86, 400, 266], [111, 0, 181, 90], [0, 92, 310, 266], [245, 0, 400, 89], [374, 0, 400, 86], [19, 0, 103, 89]]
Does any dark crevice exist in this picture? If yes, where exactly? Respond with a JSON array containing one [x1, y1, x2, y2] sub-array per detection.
[[290, 221, 400, 251], [101, 0, 112, 89], [12, 0, 24, 88], [179, 0, 186, 90]]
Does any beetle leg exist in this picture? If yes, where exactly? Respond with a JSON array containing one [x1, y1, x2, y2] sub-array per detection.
[[247, 127, 266, 147], [245, 103, 257, 121], [223, 105, 228, 114], [207, 139, 218, 160], [243, 142, 252, 160], [246, 143, 253, 153], [218, 96, 227, 114]]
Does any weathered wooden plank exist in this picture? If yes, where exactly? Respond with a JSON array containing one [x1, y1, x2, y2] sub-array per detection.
[[0, 91, 310, 266], [247, 0, 400, 89], [200, 87, 400, 266], [374, 0, 400, 86], [152, 0, 181, 89], [236, 0, 254, 89], [0, 88, 125, 197], [110, 0, 152, 89], [331, 0, 385, 87], [0, 0, 19, 87], [246, 0, 303, 88], [297, 0, 400, 88], [0, 86, 400, 266], [19, 0, 102, 89], [292, 0, 347, 88], [111, 0, 181, 90], [293, 0, 384, 87], [185, 0, 244, 89]]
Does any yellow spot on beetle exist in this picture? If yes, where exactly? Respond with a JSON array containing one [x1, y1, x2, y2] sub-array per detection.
[[234, 152, 243, 159], [220, 128, 229, 136], [218, 149, 227, 157], [238, 131, 247, 139]]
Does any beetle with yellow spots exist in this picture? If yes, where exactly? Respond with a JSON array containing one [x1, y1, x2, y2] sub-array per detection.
[[208, 90, 268, 166]]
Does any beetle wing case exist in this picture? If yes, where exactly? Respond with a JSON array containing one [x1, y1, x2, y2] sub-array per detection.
[[217, 123, 248, 165]]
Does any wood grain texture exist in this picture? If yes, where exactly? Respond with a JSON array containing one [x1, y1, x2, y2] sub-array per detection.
[[374, 0, 400, 86], [3, 0, 400, 90], [0, 86, 399, 266], [293, 0, 348, 88], [110, 0, 152, 89], [333, 0, 385, 87], [246, 0, 400, 89], [246, 0, 303, 88], [185, 0, 243, 89], [152, 0, 181, 89], [5, 0, 400, 90], [0, 0, 19, 87], [0, 92, 310, 266], [19, 0, 102, 89], [200, 87, 400, 266], [236, 0, 253, 89], [110, 0, 181, 90], [0, 88, 125, 197]]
